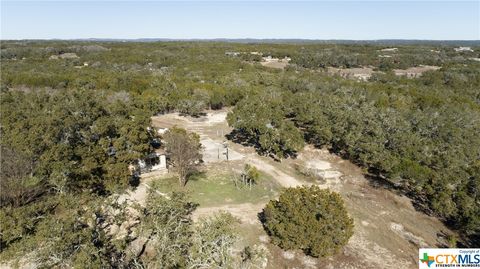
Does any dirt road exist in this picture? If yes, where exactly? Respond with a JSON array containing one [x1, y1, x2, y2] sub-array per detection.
[[149, 110, 452, 269], [247, 156, 303, 188]]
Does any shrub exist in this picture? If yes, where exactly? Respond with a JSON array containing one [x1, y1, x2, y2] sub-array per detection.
[[262, 186, 354, 257]]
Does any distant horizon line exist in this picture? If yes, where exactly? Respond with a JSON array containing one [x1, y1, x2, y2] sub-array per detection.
[[3, 38, 480, 40], [2, 38, 480, 45]]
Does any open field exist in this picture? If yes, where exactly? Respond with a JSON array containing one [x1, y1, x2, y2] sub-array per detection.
[[149, 164, 281, 208]]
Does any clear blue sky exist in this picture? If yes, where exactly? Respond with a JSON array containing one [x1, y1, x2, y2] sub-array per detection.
[[1, 1, 479, 40]]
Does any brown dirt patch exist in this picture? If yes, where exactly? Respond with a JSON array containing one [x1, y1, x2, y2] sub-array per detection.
[[260, 57, 289, 69], [393, 65, 441, 78], [192, 203, 264, 225], [327, 67, 376, 81]]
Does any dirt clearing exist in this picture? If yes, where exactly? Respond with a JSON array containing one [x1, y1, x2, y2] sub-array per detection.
[[326, 65, 441, 80], [260, 56, 290, 69], [152, 110, 244, 163], [148, 111, 453, 269], [327, 67, 376, 81], [393, 65, 441, 78]]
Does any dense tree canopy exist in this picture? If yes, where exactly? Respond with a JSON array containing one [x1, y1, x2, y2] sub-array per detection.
[[1, 89, 153, 195], [0, 89, 155, 264], [227, 90, 304, 158]]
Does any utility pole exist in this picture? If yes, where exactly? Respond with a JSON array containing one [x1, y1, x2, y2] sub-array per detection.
[[222, 141, 229, 161]]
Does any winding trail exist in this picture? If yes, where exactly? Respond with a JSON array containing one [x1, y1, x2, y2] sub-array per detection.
[[247, 156, 303, 188]]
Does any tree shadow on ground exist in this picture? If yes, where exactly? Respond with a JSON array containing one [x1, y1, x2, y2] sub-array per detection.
[[225, 129, 259, 148], [226, 129, 298, 162], [187, 170, 207, 183], [315, 145, 480, 247], [179, 112, 207, 118], [435, 230, 467, 248], [257, 210, 271, 237], [129, 174, 141, 188]]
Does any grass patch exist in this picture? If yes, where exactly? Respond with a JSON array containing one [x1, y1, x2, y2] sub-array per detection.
[[150, 170, 281, 207]]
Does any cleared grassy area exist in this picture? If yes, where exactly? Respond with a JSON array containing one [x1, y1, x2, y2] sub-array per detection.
[[150, 170, 281, 207]]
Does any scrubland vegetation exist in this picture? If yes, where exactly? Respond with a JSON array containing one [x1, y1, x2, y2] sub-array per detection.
[[1, 40, 479, 266]]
